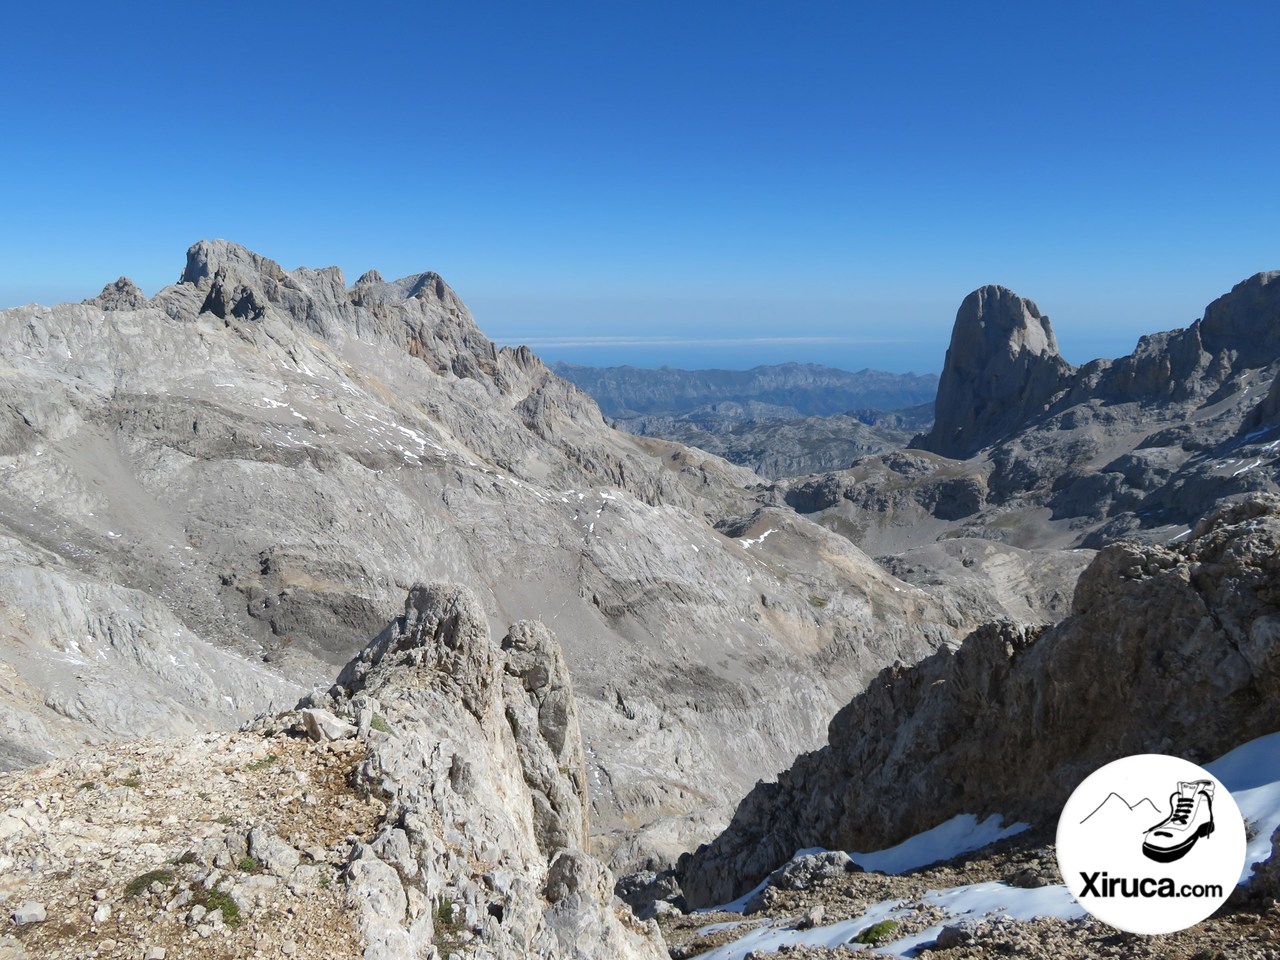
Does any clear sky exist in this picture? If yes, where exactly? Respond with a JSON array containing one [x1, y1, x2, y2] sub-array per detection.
[[2, 1, 1277, 373]]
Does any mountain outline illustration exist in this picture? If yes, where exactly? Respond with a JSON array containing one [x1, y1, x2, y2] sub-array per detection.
[[1080, 791, 1162, 826]]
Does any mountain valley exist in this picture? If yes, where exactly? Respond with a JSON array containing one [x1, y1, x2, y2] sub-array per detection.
[[551, 362, 935, 480], [2, 245, 1279, 958]]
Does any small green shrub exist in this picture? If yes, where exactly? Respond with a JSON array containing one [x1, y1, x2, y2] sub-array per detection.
[[433, 896, 465, 950], [245, 754, 279, 771], [853, 919, 898, 944], [370, 714, 392, 734], [238, 856, 261, 873], [124, 870, 174, 898], [193, 884, 241, 927], [121, 777, 141, 789], [205, 888, 241, 927]]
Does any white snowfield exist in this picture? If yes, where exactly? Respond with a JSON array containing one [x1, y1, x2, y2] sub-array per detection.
[[1205, 730, 1280, 884], [695, 731, 1280, 959], [850, 813, 1029, 875]]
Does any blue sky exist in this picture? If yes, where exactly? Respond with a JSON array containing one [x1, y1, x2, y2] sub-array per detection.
[[2, 1, 1277, 373]]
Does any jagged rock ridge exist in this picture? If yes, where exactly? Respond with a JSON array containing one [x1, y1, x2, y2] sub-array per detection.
[[0, 239, 961, 871]]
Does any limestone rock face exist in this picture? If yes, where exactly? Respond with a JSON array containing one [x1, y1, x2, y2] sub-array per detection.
[[791, 271, 1280, 556], [0, 239, 959, 867], [679, 497, 1280, 907], [1199, 270, 1280, 366], [311, 582, 664, 960], [502, 620, 590, 856], [917, 286, 1073, 459]]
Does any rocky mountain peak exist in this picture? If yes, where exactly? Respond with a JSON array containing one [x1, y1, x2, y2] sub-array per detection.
[[179, 239, 289, 287], [84, 276, 147, 311], [1199, 269, 1280, 365], [961, 286, 1060, 357], [914, 284, 1074, 459]]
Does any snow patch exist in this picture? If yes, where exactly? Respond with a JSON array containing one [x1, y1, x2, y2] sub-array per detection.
[[695, 733, 1280, 959], [1206, 730, 1280, 882], [739, 529, 776, 549], [851, 814, 1029, 875], [880, 884, 1085, 956], [1233, 458, 1265, 477]]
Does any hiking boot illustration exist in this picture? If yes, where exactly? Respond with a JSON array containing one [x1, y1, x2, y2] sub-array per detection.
[[1142, 780, 1215, 863]]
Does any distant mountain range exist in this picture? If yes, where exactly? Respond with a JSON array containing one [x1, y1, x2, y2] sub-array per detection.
[[549, 361, 938, 418], [551, 362, 938, 478]]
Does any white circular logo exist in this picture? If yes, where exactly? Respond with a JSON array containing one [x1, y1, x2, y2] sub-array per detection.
[[1057, 754, 1246, 935]]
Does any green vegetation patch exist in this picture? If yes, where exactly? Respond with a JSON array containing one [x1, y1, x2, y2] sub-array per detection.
[[853, 919, 899, 944], [124, 869, 175, 898], [194, 884, 242, 927], [433, 896, 465, 950]]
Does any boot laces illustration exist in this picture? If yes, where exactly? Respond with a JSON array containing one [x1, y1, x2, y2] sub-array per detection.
[[1142, 780, 1215, 863]]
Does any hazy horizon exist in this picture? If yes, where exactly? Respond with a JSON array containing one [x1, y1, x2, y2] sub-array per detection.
[[4, 3, 1276, 378], [1, 273, 1216, 377]]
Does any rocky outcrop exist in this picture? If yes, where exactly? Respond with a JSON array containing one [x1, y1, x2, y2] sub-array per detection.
[[1200, 270, 1280, 366], [915, 286, 1073, 459], [305, 581, 664, 959], [679, 497, 1280, 907], [1247, 826, 1280, 900], [0, 582, 662, 959], [84, 277, 147, 312]]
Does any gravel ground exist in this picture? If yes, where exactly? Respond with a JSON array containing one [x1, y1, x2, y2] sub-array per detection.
[[0, 731, 382, 960]]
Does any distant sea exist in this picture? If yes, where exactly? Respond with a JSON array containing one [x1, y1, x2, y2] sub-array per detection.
[[492, 330, 1145, 375], [490, 339, 948, 375]]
